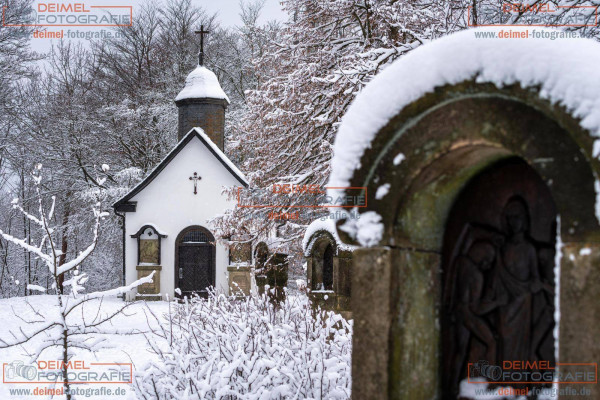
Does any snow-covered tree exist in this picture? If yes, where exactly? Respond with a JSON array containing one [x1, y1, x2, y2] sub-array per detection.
[[217, 0, 463, 266], [0, 167, 153, 399], [0, 0, 38, 115]]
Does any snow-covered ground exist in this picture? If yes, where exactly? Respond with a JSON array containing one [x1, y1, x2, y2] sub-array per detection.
[[0, 294, 353, 399], [0, 295, 170, 399]]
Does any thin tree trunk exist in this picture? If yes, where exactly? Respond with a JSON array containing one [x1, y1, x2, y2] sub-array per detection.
[[62, 326, 71, 400], [0, 216, 13, 297], [27, 218, 31, 294], [21, 170, 28, 296], [57, 196, 71, 292]]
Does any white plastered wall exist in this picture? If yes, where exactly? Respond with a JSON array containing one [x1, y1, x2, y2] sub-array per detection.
[[123, 136, 241, 300]]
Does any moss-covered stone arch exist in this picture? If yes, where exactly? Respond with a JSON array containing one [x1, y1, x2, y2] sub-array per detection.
[[305, 230, 353, 315], [341, 81, 600, 399]]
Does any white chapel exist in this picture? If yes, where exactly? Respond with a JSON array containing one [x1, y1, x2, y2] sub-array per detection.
[[113, 55, 249, 300]]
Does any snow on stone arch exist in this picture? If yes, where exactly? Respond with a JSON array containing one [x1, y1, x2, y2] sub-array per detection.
[[328, 27, 600, 223], [302, 218, 357, 256]]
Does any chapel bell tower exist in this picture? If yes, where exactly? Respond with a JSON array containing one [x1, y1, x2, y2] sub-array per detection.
[[175, 25, 229, 150]]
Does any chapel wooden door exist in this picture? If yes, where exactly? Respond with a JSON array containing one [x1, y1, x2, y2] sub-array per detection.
[[176, 227, 215, 298]]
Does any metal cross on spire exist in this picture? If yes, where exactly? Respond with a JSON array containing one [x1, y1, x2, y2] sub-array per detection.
[[189, 172, 202, 195], [194, 25, 210, 65]]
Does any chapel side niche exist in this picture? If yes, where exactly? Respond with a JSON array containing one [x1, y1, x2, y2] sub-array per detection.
[[441, 158, 557, 399], [131, 225, 167, 300]]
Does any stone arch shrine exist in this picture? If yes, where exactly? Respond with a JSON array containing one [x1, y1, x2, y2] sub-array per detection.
[[328, 28, 600, 399], [303, 219, 354, 316]]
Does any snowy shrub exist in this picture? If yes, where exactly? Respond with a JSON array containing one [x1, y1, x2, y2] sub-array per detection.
[[134, 293, 352, 399]]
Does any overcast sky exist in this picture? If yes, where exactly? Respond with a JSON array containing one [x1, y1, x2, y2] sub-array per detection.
[[29, 0, 286, 53], [203, 0, 285, 26]]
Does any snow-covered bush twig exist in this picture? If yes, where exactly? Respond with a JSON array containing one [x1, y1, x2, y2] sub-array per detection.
[[135, 292, 352, 399]]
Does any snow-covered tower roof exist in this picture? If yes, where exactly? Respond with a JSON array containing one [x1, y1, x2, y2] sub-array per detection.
[[175, 27, 229, 150], [175, 66, 230, 104]]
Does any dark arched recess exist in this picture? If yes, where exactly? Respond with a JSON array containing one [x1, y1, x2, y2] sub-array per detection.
[[174, 225, 216, 298]]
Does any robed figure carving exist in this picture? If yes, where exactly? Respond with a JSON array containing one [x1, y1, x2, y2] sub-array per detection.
[[443, 196, 556, 399], [495, 198, 554, 363]]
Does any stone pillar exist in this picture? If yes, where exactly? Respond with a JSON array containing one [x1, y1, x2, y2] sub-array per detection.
[[255, 275, 268, 295], [306, 258, 313, 289], [559, 243, 600, 399], [388, 249, 440, 400], [228, 242, 254, 296], [228, 264, 253, 296], [136, 265, 162, 301], [351, 247, 394, 400], [352, 247, 441, 400], [335, 252, 353, 313]]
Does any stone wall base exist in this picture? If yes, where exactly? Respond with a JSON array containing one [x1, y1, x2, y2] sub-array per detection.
[[136, 265, 161, 296]]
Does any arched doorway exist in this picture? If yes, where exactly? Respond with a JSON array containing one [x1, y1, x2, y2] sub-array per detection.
[[441, 158, 557, 398], [175, 226, 216, 298]]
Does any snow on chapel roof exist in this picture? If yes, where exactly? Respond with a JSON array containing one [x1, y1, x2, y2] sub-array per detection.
[[328, 27, 600, 190], [175, 65, 230, 103], [113, 127, 247, 211]]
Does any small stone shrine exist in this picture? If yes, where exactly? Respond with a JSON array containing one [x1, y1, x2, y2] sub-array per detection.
[[328, 29, 600, 399], [303, 219, 354, 317]]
